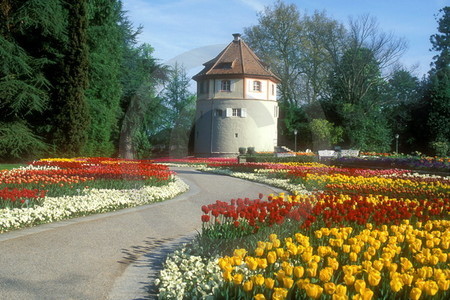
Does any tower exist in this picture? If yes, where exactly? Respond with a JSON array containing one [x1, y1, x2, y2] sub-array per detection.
[[193, 33, 280, 157]]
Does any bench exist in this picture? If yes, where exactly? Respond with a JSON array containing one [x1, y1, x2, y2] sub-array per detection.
[[318, 149, 359, 160]]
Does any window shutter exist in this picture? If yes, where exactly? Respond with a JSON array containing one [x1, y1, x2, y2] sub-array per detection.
[[225, 108, 232, 117], [241, 108, 247, 118]]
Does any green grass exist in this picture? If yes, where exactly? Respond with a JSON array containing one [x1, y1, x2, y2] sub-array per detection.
[[0, 164, 24, 170]]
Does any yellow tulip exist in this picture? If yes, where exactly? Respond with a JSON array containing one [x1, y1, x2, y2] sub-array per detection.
[[344, 274, 355, 286], [390, 278, 403, 293], [276, 247, 284, 258], [222, 270, 232, 281], [332, 294, 348, 300], [283, 277, 294, 289], [254, 294, 266, 300], [272, 288, 288, 300], [315, 230, 323, 238], [324, 282, 336, 295], [319, 267, 334, 282], [342, 244, 351, 253], [267, 251, 277, 264], [354, 279, 366, 293], [402, 273, 414, 286], [234, 248, 247, 259], [367, 270, 381, 287], [294, 266, 305, 278], [253, 274, 265, 286], [306, 267, 317, 277], [372, 260, 383, 271], [328, 257, 339, 271], [410, 287, 422, 300], [296, 278, 310, 289], [304, 283, 323, 299], [233, 273, 244, 285], [359, 287, 374, 300], [273, 239, 281, 248], [264, 277, 275, 289], [257, 258, 268, 269], [275, 269, 286, 282], [255, 247, 264, 257], [424, 280, 439, 296], [437, 279, 450, 291], [282, 263, 294, 276], [243, 280, 253, 292], [269, 233, 278, 241], [245, 256, 258, 271], [349, 252, 358, 262]]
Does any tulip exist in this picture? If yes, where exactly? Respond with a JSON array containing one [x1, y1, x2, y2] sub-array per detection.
[[354, 279, 366, 293], [409, 287, 422, 300], [257, 258, 268, 269], [367, 270, 381, 287], [243, 279, 253, 292], [245, 256, 258, 270], [294, 266, 304, 278], [324, 282, 336, 294], [233, 273, 244, 285], [423, 280, 439, 296], [267, 251, 277, 264], [319, 267, 334, 282], [272, 288, 288, 300], [283, 277, 294, 289], [344, 274, 355, 286], [264, 277, 275, 289], [437, 279, 450, 291], [304, 283, 323, 299], [254, 294, 266, 300], [253, 274, 265, 286], [222, 270, 232, 281], [255, 247, 264, 257], [390, 278, 403, 292]]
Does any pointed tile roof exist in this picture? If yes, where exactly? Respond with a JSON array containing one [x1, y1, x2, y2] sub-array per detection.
[[193, 34, 280, 83]]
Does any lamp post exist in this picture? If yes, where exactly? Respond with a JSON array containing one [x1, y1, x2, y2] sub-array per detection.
[[294, 129, 298, 153], [395, 134, 399, 154]]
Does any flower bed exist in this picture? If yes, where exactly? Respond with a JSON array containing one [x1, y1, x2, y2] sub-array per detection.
[[0, 157, 189, 232], [157, 162, 449, 299]]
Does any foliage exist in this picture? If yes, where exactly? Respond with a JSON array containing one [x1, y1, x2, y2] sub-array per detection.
[[309, 119, 343, 150], [52, 0, 90, 156], [157, 63, 196, 157], [426, 7, 450, 154]]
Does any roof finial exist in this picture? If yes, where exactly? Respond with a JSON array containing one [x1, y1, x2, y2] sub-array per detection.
[[232, 33, 241, 41]]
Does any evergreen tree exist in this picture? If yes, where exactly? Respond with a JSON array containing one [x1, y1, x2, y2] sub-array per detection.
[[52, 0, 90, 156], [82, 0, 123, 156], [0, 0, 65, 161], [427, 7, 450, 156], [159, 63, 196, 157]]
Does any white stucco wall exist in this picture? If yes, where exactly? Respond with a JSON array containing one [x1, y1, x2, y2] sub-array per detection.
[[194, 98, 278, 156]]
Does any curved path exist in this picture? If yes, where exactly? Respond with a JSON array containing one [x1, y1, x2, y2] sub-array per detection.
[[0, 167, 285, 299]]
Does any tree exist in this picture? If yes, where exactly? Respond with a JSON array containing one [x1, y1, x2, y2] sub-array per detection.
[[243, 0, 303, 107], [82, 0, 123, 156], [52, 0, 90, 156], [0, 0, 66, 161], [158, 63, 196, 157], [426, 7, 450, 156], [309, 119, 343, 150], [118, 42, 167, 159]]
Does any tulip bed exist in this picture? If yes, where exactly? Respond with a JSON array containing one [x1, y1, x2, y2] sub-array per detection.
[[0, 157, 189, 232], [156, 161, 450, 299]]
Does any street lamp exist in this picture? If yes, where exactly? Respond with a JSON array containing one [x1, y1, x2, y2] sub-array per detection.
[[395, 134, 399, 154], [294, 129, 298, 153]]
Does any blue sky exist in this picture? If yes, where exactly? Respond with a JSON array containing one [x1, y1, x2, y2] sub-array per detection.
[[122, 0, 448, 78]]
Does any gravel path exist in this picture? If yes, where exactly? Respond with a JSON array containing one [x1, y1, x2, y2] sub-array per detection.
[[0, 167, 284, 299]]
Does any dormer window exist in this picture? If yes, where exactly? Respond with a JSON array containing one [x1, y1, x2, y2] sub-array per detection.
[[221, 80, 231, 92], [253, 80, 262, 92], [215, 62, 233, 69]]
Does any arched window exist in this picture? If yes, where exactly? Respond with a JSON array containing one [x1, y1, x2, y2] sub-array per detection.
[[221, 80, 231, 91], [253, 80, 261, 92]]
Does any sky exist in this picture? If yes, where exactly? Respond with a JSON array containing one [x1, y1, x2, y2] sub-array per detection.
[[121, 0, 448, 79]]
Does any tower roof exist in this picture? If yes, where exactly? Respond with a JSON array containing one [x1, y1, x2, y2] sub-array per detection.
[[192, 33, 280, 83]]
